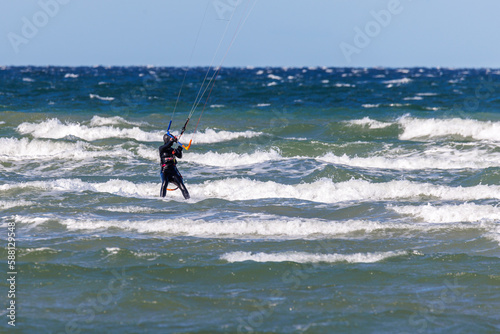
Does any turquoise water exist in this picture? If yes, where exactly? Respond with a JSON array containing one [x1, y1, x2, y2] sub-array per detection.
[[1, 66, 500, 333]]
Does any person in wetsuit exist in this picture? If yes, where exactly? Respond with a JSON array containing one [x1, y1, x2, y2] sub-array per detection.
[[159, 134, 190, 199]]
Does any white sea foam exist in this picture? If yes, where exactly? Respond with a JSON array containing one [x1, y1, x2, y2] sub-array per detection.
[[17, 118, 162, 142], [189, 128, 263, 144], [399, 116, 500, 141], [105, 247, 121, 255], [3, 178, 500, 203], [135, 144, 157, 161], [0, 179, 158, 198], [342, 115, 500, 142], [344, 117, 392, 129], [192, 178, 500, 203], [383, 78, 412, 85], [183, 149, 282, 167], [416, 92, 438, 96], [485, 225, 500, 245], [89, 94, 115, 101], [10, 215, 51, 227], [390, 203, 500, 223], [361, 104, 380, 108], [0, 200, 33, 210], [267, 74, 282, 80], [319, 147, 500, 170], [0, 137, 81, 159], [220, 250, 406, 263], [64, 73, 79, 78], [23, 212, 497, 242], [390, 203, 500, 245], [58, 216, 392, 238], [22, 247, 59, 254], [0, 137, 133, 161], [334, 83, 354, 88], [90, 115, 145, 127], [97, 206, 161, 213]]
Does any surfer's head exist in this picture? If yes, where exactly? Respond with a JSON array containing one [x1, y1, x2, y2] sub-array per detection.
[[163, 133, 174, 144]]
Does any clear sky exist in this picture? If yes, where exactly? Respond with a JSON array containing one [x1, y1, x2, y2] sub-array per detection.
[[1, 0, 500, 68]]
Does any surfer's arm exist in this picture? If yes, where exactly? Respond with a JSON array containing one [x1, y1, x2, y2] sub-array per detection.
[[174, 146, 183, 159]]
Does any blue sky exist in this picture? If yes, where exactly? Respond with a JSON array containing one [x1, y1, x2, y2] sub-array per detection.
[[2, 0, 500, 68]]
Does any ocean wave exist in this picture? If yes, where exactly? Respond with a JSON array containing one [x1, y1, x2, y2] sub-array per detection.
[[140, 145, 500, 171], [0, 200, 33, 210], [9, 214, 498, 242], [193, 178, 500, 203], [485, 225, 500, 246], [0, 137, 133, 161], [89, 94, 115, 101], [183, 149, 283, 167], [220, 250, 407, 263], [97, 206, 162, 213], [188, 128, 263, 144], [3, 178, 500, 203], [361, 104, 380, 108], [390, 203, 500, 223], [417, 92, 438, 96], [399, 116, 500, 141], [105, 247, 121, 255], [21, 247, 59, 255], [89, 115, 146, 127], [5, 216, 51, 229], [344, 117, 393, 129], [57, 216, 392, 238], [0, 179, 157, 198], [17, 118, 162, 142], [16, 118, 262, 144], [319, 147, 500, 170], [343, 116, 500, 142], [383, 78, 412, 85]]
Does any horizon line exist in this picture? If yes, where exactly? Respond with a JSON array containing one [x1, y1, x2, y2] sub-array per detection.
[[2, 64, 500, 70]]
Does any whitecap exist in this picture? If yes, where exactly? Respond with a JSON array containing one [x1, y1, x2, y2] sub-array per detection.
[[383, 78, 412, 85], [183, 149, 282, 167], [267, 74, 282, 80], [89, 94, 115, 101], [389, 203, 500, 224], [5, 177, 500, 204], [344, 117, 393, 129], [17, 118, 161, 142], [220, 250, 407, 263], [399, 116, 500, 141]]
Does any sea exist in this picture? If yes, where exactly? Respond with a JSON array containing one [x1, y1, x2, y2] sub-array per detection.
[[1, 66, 499, 333]]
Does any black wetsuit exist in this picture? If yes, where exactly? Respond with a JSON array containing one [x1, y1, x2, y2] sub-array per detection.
[[159, 142, 190, 199]]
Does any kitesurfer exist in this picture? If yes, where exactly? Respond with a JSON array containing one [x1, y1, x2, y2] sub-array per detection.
[[159, 134, 190, 199]]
